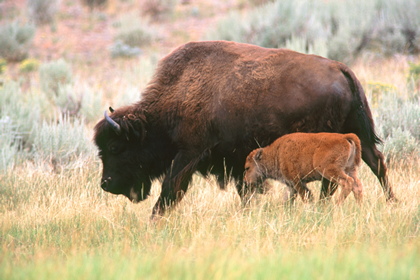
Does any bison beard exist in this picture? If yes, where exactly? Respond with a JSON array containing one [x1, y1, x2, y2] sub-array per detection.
[[93, 40, 396, 218]]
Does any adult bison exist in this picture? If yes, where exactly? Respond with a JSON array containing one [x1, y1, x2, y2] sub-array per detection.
[[94, 40, 396, 217]]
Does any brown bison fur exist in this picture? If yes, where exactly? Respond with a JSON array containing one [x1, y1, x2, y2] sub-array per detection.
[[94, 41, 395, 218], [244, 133, 363, 204]]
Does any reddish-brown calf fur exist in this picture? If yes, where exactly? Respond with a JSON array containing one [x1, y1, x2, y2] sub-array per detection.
[[244, 132, 363, 204]]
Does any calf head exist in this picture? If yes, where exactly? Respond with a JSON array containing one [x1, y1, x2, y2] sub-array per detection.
[[94, 107, 151, 203], [244, 148, 265, 187]]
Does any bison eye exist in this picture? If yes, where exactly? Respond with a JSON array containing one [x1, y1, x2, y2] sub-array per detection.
[[245, 166, 250, 171], [108, 143, 124, 154]]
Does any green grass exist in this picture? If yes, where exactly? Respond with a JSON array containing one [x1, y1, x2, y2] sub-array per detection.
[[0, 161, 419, 279]]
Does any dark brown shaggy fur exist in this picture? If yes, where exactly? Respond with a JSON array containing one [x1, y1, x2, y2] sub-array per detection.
[[94, 41, 395, 217]]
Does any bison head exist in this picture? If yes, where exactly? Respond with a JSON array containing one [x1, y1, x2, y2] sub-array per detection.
[[94, 107, 152, 203]]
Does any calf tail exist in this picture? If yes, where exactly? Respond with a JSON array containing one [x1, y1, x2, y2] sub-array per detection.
[[345, 134, 362, 167]]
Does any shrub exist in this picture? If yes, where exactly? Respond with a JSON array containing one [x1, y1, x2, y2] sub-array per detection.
[[0, 59, 6, 74], [27, 0, 60, 26], [141, 0, 178, 21], [115, 27, 153, 48], [39, 59, 73, 98], [0, 116, 21, 171], [110, 40, 142, 58], [78, 83, 104, 123], [206, 0, 334, 55], [113, 14, 156, 48], [0, 81, 44, 157], [54, 84, 82, 116], [31, 115, 96, 172], [19, 58, 40, 73], [366, 81, 398, 108], [381, 127, 419, 160], [375, 91, 420, 160], [206, 0, 420, 61], [371, 0, 420, 55], [80, 0, 108, 11], [0, 22, 36, 62]]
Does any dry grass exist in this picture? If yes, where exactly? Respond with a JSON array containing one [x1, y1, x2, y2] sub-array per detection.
[[0, 157, 419, 279]]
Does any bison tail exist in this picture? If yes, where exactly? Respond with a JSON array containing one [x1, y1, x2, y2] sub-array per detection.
[[340, 66, 383, 145]]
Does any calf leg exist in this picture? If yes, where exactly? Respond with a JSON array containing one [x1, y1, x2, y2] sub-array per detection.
[[320, 179, 338, 201], [349, 171, 363, 204], [329, 173, 354, 205], [283, 182, 298, 206], [322, 165, 355, 205], [236, 179, 256, 206], [293, 181, 314, 203]]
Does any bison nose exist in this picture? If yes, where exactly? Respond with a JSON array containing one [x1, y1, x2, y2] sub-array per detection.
[[101, 177, 112, 191]]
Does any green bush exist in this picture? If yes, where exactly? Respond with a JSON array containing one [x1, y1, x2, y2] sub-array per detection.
[[375, 92, 420, 160], [77, 83, 104, 123], [141, 0, 178, 21], [115, 27, 153, 48], [0, 59, 6, 74], [80, 0, 108, 11], [0, 79, 98, 171], [19, 58, 40, 73], [0, 116, 20, 171], [0, 81, 45, 153], [206, 0, 420, 61], [0, 22, 36, 62], [110, 40, 142, 58], [113, 15, 156, 48], [27, 0, 60, 26], [31, 116, 96, 172], [381, 127, 419, 160], [39, 59, 73, 98]]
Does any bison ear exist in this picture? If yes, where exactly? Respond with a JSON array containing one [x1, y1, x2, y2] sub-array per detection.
[[254, 149, 263, 161], [126, 112, 147, 142]]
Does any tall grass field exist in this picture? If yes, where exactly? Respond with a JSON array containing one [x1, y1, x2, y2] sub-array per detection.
[[1, 0, 419, 279]]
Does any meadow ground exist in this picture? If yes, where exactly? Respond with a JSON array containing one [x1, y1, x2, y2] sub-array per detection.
[[0, 150, 419, 279]]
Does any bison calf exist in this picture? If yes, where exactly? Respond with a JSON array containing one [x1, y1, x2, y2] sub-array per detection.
[[244, 133, 363, 204]]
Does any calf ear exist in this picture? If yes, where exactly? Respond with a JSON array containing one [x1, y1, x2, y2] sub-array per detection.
[[254, 149, 263, 161]]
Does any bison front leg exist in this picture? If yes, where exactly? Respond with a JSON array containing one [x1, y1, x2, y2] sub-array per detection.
[[151, 151, 198, 218]]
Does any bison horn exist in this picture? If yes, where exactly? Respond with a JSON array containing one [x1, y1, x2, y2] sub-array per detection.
[[104, 110, 121, 135]]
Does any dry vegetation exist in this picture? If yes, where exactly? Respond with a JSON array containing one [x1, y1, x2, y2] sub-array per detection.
[[0, 0, 419, 279]]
